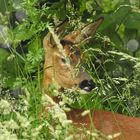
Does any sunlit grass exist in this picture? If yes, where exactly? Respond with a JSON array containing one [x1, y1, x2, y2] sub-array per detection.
[[0, 0, 140, 140]]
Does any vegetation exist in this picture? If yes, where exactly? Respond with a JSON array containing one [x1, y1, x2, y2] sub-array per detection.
[[0, 0, 140, 139]]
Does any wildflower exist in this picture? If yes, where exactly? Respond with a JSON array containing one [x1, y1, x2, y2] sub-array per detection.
[[7, 54, 15, 60], [65, 135, 74, 140], [81, 110, 90, 116], [16, 112, 30, 128], [0, 99, 12, 115], [108, 133, 121, 139], [0, 127, 18, 140], [31, 124, 44, 137], [62, 120, 72, 127], [21, 132, 29, 138], [3, 119, 19, 130]]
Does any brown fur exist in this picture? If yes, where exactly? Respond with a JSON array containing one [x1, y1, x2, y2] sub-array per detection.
[[43, 18, 140, 140]]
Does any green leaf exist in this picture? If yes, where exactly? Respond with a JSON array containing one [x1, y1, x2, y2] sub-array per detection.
[[70, 91, 101, 109], [124, 12, 140, 30], [100, 5, 131, 31], [0, 49, 9, 70], [13, 24, 37, 41]]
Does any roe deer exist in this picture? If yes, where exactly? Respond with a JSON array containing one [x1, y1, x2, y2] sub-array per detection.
[[43, 18, 140, 140]]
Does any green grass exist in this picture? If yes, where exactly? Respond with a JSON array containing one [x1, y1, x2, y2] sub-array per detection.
[[0, 0, 140, 139]]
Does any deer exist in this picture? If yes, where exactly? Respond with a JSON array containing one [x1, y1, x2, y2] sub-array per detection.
[[42, 18, 140, 140]]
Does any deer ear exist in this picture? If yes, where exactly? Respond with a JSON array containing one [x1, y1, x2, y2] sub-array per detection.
[[43, 19, 69, 48], [79, 17, 103, 42], [55, 18, 69, 38], [43, 32, 55, 48], [64, 17, 103, 44]]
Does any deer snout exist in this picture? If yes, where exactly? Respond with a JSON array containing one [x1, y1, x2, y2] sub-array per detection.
[[79, 79, 95, 92]]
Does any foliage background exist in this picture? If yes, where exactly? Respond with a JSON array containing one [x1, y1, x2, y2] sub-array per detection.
[[0, 0, 140, 139]]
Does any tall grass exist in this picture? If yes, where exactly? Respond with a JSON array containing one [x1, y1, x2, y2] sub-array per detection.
[[0, 0, 140, 139]]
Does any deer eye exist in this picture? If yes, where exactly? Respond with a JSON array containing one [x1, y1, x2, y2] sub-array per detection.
[[60, 57, 71, 64], [61, 57, 66, 63]]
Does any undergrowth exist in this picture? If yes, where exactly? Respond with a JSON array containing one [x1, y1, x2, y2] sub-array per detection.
[[0, 0, 140, 139]]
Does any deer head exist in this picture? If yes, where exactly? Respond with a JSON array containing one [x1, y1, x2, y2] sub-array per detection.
[[43, 18, 103, 92]]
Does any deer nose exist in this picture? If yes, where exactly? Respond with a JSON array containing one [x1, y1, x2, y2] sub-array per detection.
[[79, 79, 95, 92]]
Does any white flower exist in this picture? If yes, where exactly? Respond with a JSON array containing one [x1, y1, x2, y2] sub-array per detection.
[[3, 119, 19, 130], [81, 110, 90, 116], [16, 112, 30, 128], [0, 127, 18, 140], [0, 99, 12, 115]]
